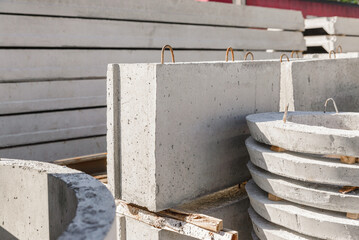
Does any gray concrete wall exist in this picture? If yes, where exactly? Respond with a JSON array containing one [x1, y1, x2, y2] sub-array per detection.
[[107, 60, 281, 211], [280, 58, 359, 112], [0, 159, 116, 240]]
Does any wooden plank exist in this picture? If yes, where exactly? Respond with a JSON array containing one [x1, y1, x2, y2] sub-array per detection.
[[0, 108, 106, 147], [54, 153, 107, 174], [0, 15, 306, 50], [0, 49, 291, 82], [0, 136, 106, 162], [0, 0, 304, 31], [116, 200, 238, 240], [0, 79, 106, 115], [158, 209, 223, 233]]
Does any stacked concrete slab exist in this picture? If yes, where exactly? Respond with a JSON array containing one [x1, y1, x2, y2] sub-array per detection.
[[305, 17, 359, 53], [0, 0, 305, 161], [246, 111, 359, 239]]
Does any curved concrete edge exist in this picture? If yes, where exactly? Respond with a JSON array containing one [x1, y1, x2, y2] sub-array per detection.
[[251, 231, 260, 240], [246, 180, 359, 240], [248, 207, 318, 240], [245, 137, 359, 186], [248, 162, 359, 213], [246, 112, 359, 157], [0, 159, 116, 240]]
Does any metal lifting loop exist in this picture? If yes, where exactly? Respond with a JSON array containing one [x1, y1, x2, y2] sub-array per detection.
[[244, 51, 254, 61], [280, 54, 290, 63], [329, 50, 336, 59], [161, 45, 175, 64], [324, 98, 339, 114], [290, 50, 299, 58], [336, 45, 343, 54], [225, 47, 234, 62]]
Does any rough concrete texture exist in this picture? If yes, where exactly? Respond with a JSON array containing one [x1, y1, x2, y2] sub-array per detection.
[[305, 17, 359, 36], [0, 159, 116, 240], [107, 61, 281, 211], [249, 207, 319, 240], [280, 58, 359, 112], [246, 137, 359, 186], [0, 0, 304, 31], [305, 35, 359, 53], [248, 162, 359, 213], [116, 214, 197, 240], [246, 180, 359, 240], [246, 112, 359, 157]]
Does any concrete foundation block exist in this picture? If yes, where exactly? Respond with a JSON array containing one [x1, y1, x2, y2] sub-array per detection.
[[303, 52, 359, 59], [246, 180, 359, 240], [246, 137, 359, 186], [248, 162, 359, 214], [280, 58, 359, 112], [107, 61, 281, 211], [305, 35, 359, 53]]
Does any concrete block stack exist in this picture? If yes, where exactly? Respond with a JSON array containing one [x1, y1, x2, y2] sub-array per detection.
[[107, 59, 285, 239], [246, 111, 359, 239], [305, 17, 359, 53], [0, 0, 305, 161]]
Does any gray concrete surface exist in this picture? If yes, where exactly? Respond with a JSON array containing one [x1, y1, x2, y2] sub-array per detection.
[[0, 159, 116, 240], [305, 17, 359, 36], [280, 58, 359, 112], [246, 180, 359, 240], [249, 207, 318, 240], [246, 137, 359, 186], [0, 0, 304, 31], [107, 61, 281, 211], [305, 35, 359, 53], [248, 162, 359, 213], [303, 52, 359, 59], [0, 15, 306, 51], [0, 136, 106, 162], [247, 112, 359, 157], [0, 108, 105, 147]]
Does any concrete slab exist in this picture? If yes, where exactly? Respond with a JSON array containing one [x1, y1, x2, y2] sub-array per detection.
[[0, 136, 106, 162], [0, 108, 105, 147], [305, 35, 359, 52], [0, 79, 105, 115], [246, 180, 359, 240], [249, 207, 319, 240], [303, 52, 359, 59], [107, 61, 281, 211], [0, 0, 304, 31], [246, 112, 359, 156], [0, 159, 116, 240], [0, 15, 306, 51], [0, 50, 295, 82], [280, 58, 359, 112], [305, 17, 359, 36], [248, 162, 359, 213], [246, 137, 359, 186]]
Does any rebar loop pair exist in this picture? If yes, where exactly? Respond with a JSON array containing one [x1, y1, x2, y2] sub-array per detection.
[[225, 47, 254, 61], [329, 45, 343, 59]]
